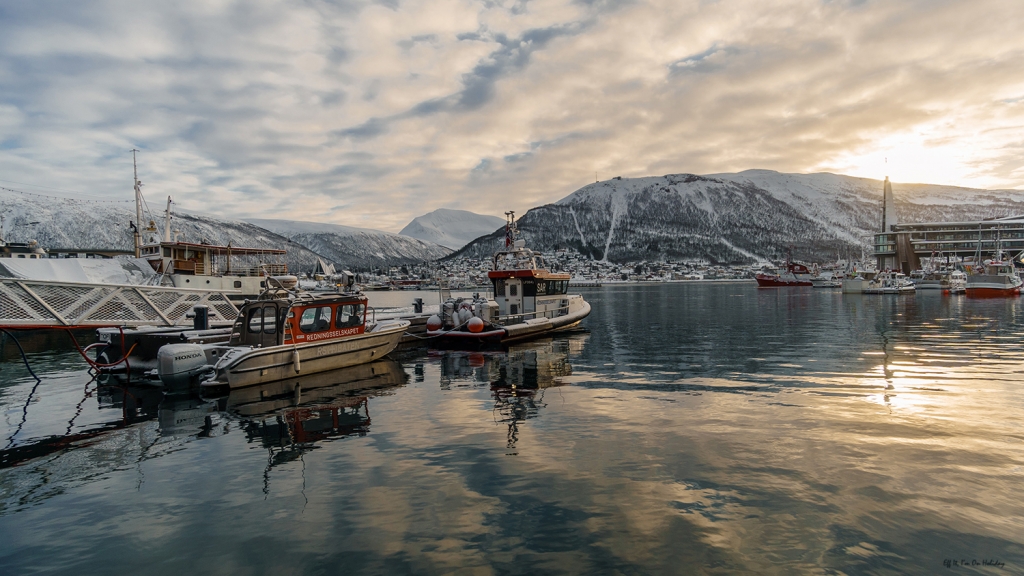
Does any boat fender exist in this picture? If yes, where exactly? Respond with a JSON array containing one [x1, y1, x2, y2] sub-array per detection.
[[426, 315, 443, 331], [467, 317, 485, 333], [292, 348, 301, 373]]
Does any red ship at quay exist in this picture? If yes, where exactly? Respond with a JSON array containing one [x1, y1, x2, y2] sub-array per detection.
[[755, 260, 814, 287]]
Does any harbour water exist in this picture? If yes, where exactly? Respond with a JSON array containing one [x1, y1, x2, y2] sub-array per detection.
[[1, 283, 1022, 574]]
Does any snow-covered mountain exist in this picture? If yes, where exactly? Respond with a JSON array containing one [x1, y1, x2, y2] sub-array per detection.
[[247, 219, 452, 269], [0, 189, 451, 273], [399, 208, 505, 249], [0, 189, 325, 272], [452, 170, 1024, 263]]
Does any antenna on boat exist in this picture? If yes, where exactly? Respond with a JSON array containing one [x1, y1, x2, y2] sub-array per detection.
[[504, 211, 516, 248], [132, 149, 143, 258]]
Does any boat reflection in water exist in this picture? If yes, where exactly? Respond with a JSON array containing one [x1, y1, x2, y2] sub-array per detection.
[[0, 357, 406, 509], [435, 335, 583, 451], [214, 359, 407, 474]]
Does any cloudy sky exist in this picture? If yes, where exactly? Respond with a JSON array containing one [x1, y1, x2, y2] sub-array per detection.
[[1, 0, 1023, 231]]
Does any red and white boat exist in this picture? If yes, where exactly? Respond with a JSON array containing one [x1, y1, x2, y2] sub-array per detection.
[[965, 259, 1023, 298], [425, 212, 590, 347], [755, 257, 814, 287]]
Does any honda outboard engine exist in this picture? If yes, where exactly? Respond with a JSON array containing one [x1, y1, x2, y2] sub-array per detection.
[[157, 343, 209, 387]]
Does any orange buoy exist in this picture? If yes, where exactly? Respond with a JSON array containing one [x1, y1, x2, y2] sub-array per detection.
[[467, 317, 485, 333], [426, 315, 443, 331]]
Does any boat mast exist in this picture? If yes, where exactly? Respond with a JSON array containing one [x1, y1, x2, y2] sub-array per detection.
[[132, 149, 143, 258], [163, 196, 172, 243]]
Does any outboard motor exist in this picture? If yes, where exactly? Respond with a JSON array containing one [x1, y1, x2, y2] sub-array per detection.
[[157, 343, 209, 387]]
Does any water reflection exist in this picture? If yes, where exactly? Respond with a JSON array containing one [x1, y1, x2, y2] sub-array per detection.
[[0, 358, 408, 512], [433, 336, 582, 453], [3, 286, 1024, 574]]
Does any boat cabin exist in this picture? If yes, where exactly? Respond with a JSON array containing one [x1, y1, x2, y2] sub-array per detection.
[[983, 262, 1017, 277], [230, 294, 367, 348], [488, 246, 571, 321]]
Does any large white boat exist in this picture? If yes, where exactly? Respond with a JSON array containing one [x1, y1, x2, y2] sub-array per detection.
[[135, 191, 288, 301], [154, 276, 409, 389], [425, 212, 590, 347]]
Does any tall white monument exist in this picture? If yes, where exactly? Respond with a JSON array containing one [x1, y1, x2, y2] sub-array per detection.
[[881, 176, 897, 232]]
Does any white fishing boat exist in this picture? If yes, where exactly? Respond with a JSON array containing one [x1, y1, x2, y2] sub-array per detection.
[[810, 272, 842, 288], [912, 267, 967, 293], [425, 212, 590, 347], [863, 271, 916, 294], [155, 276, 409, 389]]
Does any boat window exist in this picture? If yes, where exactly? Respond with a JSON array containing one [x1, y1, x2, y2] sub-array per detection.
[[562, 280, 568, 293], [247, 308, 263, 334], [299, 306, 333, 332], [263, 307, 277, 335], [523, 280, 536, 297], [336, 303, 365, 328], [509, 284, 518, 297], [493, 279, 505, 297]]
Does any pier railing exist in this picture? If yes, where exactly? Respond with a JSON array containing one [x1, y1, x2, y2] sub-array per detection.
[[0, 278, 240, 328]]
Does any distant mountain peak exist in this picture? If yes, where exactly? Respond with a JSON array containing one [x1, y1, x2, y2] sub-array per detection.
[[400, 208, 505, 250], [247, 218, 451, 269]]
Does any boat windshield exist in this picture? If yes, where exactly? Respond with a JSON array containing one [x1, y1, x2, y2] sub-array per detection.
[[336, 303, 365, 328], [299, 306, 333, 332]]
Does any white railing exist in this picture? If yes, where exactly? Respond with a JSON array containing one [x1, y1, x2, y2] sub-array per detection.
[[0, 278, 240, 328]]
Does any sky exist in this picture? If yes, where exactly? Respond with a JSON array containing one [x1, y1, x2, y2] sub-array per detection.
[[1, 0, 1023, 232]]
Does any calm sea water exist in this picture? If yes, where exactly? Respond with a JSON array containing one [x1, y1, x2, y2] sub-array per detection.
[[1, 283, 1023, 575]]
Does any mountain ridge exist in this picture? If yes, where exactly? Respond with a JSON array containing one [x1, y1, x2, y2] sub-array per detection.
[[452, 170, 1024, 263]]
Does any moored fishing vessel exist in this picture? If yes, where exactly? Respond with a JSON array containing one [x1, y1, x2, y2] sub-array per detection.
[[912, 268, 967, 294], [755, 254, 814, 287], [863, 271, 916, 294], [155, 275, 409, 388], [965, 258, 1022, 298], [424, 212, 590, 347]]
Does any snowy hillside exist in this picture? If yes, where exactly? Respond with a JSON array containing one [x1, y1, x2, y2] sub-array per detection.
[[399, 208, 505, 249], [247, 219, 451, 270], [0, 189, 452, 273], [452, 171, 1024, 264], [0, 189, 324, 272]]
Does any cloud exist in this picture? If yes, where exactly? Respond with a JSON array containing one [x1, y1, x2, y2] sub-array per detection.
[[0, 0, 1022, 233]]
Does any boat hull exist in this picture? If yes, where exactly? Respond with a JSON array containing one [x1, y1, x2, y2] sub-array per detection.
[[966, 275, 1023, 298], [427, 301, 590, 348], [965, 286, 1021, 298], [204, 321, 409, 389]]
